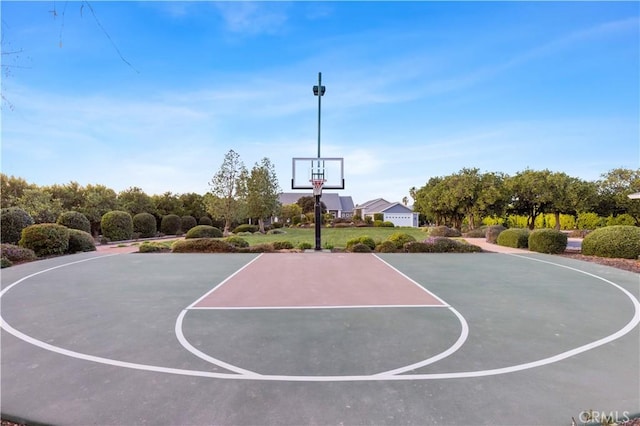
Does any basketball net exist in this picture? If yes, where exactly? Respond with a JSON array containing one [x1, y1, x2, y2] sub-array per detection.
[[311, 179, 325, 196]]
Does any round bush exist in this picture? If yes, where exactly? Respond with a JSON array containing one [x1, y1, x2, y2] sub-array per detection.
[[101, 211, 133, 242], [57, 211, 91, 233], [581, 225, 640, 259], [272, 241, 294, 250], [1, 207, 34, 244], [133, 213, 157, 238], [351, 243, 372, 253], [298, 242, 313, 250], [185, 225, 223, 239], [497, 228, 530, 249], [138, 242, 170, 253], [485, 225, 506, 244], [233, 224, 258, 234], [224, 236, 249, 248], [181, 215, 197, 233], [1, 244, 37, 262], [67, 229, 97, 253], [160, 214, 181, 235], [528, 229, 567, 254], [1, 257, 12, 268], [172, 239, 236, 253], [199, 216, 213, 226], [19, 223, 69, 257], [429, 226, 462, 237], [464, 226, 487, 238], [387, 232, 416, 249], [346, 236, 376, 251], [376, 240, 398, 253]]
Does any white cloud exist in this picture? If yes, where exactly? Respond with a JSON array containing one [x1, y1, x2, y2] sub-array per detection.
[[214, 3, 289, 35]]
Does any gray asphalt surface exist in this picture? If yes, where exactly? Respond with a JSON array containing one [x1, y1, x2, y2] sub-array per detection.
[[1, 251, 638, 426]]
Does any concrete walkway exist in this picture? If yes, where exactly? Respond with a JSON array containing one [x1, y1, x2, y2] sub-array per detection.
[[463, 238, 531, 253]]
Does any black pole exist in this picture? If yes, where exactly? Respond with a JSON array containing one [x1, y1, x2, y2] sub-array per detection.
[[314, 72, 324, 251], [314, 194, 321, 250]]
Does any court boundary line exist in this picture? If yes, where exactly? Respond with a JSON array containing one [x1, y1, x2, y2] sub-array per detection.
[[1, 253, 638, 382]]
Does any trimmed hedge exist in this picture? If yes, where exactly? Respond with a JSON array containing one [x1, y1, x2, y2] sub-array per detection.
[[172, 238, 236, 253], [139, 242, 171, 253], [429, 226, 462, 237], [101, 211, 133, 242], [528, 229, 567, 254], [133, 213, 157, 238], [405, 237, 482, 253], [57, 211, 91, 233], [386, 232, 416, 249], [181, 215, 197, 233], [272, 241, 294, 250], [233, 224, 258, 234], [19, 223, 69, 257], [1, 207, 34, 244], [224, 236, 249, 248], [161, 214, 182, 235], [1, 257, 12, 268], [1, 243, 37, 262], [351, 242, 372, 253], [67, 229, 97, 253], [497, 228, 530, 249], [185, 225, 223, 239], [199, 216, 213, 226], [581, 225, 640, 259], [485, 225, 506, 244]]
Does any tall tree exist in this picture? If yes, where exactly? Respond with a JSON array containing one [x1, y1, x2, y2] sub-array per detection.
[[78, 184, 118, 236], [507, 169, 554, 230], [179, 193, 207, 219], [16, 188, 63, 223], [48, 181, 85, 212], [1, 174, 35, 208], [118, 187, 155, 216], [208, 150, 248, 236], [246, 158, 281, 233], [597, 168, 640, 224]]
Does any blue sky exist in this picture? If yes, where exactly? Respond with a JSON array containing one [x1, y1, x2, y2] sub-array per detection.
[[1, 1, 638, 205]]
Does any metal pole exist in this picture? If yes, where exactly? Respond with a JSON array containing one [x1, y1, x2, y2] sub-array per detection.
[[315, 72, 322, 250]]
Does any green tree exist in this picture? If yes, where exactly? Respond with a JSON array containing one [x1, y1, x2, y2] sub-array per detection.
[[118, 187, 155, 216], [1, 174, 35, 208], [597, 168, 640, 225], [47, 181, 85, 211], [246, 158, 281, 233], [208, 150, 248, 236], [280, 203, 303, 225], [507, 169, 555, 230], [16, 188, 64, 223], [179, 193, 207, 219], [79, 184, 119, 236], [152, 192, 184, 218]]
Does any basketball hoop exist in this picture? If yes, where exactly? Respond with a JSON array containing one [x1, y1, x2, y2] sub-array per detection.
[[311, 179, 325, 196]]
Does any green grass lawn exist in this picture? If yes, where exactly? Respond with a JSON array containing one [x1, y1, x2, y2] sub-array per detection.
[[238, 227, 428, 249]]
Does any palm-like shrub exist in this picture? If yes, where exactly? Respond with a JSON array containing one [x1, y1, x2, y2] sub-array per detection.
[[101, 211, 133, 242]]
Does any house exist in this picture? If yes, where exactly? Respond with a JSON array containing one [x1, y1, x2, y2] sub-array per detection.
[[354, 198, 419, 227], [278, 192, 355, 219]]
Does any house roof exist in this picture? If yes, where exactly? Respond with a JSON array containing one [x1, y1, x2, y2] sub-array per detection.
[[278, 192, 355, 212], [629, 192, 640, 200], [356, 198, 414, 214], [380, 202, 413, 213]]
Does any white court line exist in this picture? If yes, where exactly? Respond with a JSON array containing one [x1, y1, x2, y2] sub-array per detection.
[[1, 253, 638, 382], [188, 304, 448, 310]]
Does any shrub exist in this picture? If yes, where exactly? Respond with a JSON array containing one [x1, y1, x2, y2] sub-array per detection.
[[497, 228, 530, 249], [404, 237, 482, 253], [581, 225, 640, 259], [576, 212, 603, 230], [19, 223, 69, 257], [1, 207, 34, 244], [373, 220, 384, 227], [138, 242, 170, 253], [528, 229, 567, 254], [172, 238, 237, 253], [346, 235, 376, 251], [0, 244, 37, 262], [387, 232, 417, 249], [464, 226, 487, 238], [233, 224, 258, 234], [224, 236, 249, 248], [185, 225, 223, 239], [101, 211, 133, 242], [298, 242, 313, 250], [67, 229, 96, 253], [376, 240, 398, 253], [181, 215, 198, 233], [272, 241, 294, 250], [267, 229, 286, 235], [160, 214, 181, 235], [429, 226, 462, 237], [382, 221, 395, 227], [57, 211, 91, 233], [606, 214, 636, 227], [486, 225, 507, 244], [133, 213, 157, 238], [199, 216, 213, 226], [238, 243, 274, 253], [351, 243, 372, 253], [1, 257, 12, 268]]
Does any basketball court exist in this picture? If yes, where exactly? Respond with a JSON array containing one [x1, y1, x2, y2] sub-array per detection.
[[1, 250, 638, 425]]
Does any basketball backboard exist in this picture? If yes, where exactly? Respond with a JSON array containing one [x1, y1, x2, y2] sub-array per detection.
[[291, 157, 345, 190]]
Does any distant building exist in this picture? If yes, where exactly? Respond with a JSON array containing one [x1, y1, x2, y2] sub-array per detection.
[[354, 198, 419, 227], [278, 192, 355, 219]]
